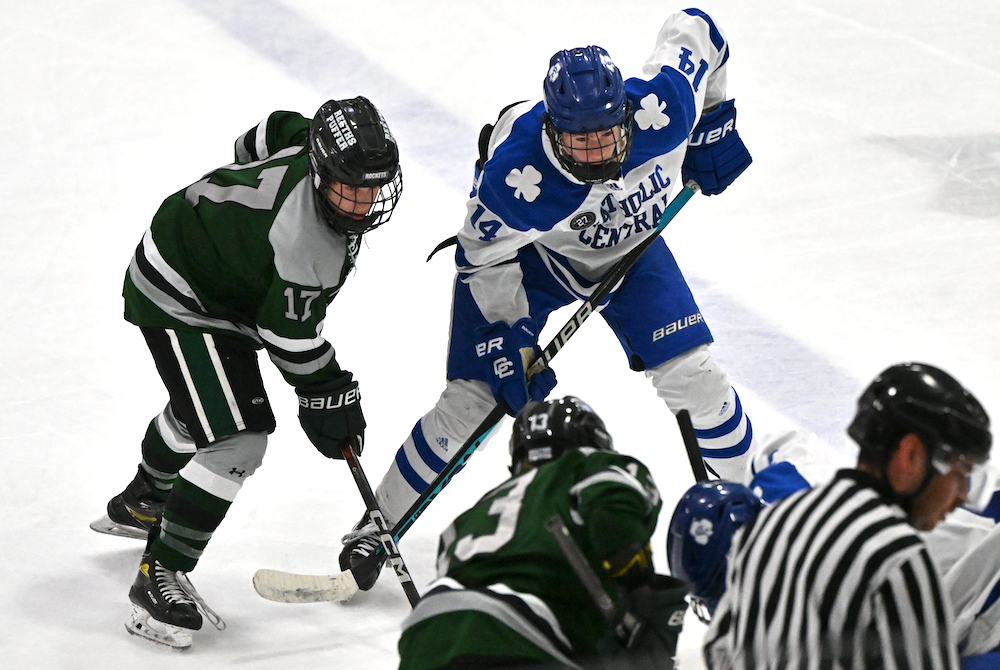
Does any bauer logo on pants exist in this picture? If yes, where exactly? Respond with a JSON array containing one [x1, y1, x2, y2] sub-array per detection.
[[652, 312, 704, 342]]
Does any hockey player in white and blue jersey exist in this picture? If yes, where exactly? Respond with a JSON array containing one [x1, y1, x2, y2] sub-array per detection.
[[340, 8, 756, 589]]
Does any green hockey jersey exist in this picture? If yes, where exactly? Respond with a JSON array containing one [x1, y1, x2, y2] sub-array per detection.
[[123, 111, 358, 389], [398, 448, 662, 669]]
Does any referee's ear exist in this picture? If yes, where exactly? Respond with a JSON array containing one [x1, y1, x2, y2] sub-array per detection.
[[885, 433, 927, 495]]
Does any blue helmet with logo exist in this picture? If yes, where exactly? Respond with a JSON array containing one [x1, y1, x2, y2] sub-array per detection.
[[542, 46, 633, 183], [667, 480, 762, 620]]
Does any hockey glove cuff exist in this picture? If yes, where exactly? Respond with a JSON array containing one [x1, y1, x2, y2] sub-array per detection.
[[475, 318, 557, 415], [682, 99, 752, 195], [603, 541, 656, 592], [296, 377, 366, 459]]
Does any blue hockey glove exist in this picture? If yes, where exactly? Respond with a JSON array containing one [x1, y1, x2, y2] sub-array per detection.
[[296, 377, 366, 459], [475, 318, 557, 415], [682, 99, 752, 195]]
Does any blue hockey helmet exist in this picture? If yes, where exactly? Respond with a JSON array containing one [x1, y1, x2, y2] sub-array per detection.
[[308, 97, 403, 235], [509, 396, 613, 475], [667, 480, 762, 620], [543, 46, 633, 183]]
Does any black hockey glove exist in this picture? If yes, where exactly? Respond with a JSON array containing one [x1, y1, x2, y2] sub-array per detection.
[[682, 98, 752, 195], [595, 574, 689, 667], [296, 377, 366, 459]]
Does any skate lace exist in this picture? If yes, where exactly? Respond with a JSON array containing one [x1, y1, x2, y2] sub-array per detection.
[[353, 532, 382, 557], [153, 563, 196, 606], [152, 563, 227, 631], [341, 520, 378, 545]]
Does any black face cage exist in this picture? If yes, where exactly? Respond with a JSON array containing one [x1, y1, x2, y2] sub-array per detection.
[[313, 167, 403, 236], [543, 104, 633, 184]]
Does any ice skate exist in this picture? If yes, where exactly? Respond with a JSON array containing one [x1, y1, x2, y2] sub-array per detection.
[[90, 467, 164, 539], [339, 515, 385, 591], [126, 553, 203, 649]]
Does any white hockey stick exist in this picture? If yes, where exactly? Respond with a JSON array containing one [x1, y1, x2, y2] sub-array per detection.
[[252, 568, 359, 603]]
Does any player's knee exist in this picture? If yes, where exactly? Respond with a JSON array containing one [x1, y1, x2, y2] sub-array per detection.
[[188, 431, 268, 487], [647, 345, 734, 423]]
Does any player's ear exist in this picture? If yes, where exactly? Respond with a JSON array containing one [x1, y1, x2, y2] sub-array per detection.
[[887, 433, 927, 494]]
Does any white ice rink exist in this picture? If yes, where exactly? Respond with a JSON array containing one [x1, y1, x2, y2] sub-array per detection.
[[2, 0, 999, 667]]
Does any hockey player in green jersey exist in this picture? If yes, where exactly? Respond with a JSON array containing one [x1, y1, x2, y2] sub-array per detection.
[[397, 396, 688, 669], [88, 96, 403, 649]]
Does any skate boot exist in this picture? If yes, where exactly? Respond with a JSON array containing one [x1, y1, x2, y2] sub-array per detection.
[[90, 467, 164, 539], [126, 553, 205, 650], [339, 514, 386, 591]]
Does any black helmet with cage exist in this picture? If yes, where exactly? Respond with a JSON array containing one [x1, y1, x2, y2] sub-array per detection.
[[308, 97, 403, 235], [847, 362, 991, 478], [509, 396, 614, 475]]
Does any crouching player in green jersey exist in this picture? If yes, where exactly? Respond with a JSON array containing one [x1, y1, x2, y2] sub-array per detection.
[[398, 396, 689, 670], [88, 97, 403, 649]]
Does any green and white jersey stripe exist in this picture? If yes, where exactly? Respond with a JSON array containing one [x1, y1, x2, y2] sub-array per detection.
[[123, 111, 358, 389]]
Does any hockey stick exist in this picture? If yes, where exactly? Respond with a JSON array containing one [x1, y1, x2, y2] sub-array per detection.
[[252, 439, 421, 607], [545, 515, 642, 647], [252, 182, 699, 603], [676, 409, 709, 482]]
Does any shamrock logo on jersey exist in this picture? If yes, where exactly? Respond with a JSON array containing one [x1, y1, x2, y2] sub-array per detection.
[[506, 165, 542, 202], [689, 517, 714, 546], [634, 93, 671, 131]]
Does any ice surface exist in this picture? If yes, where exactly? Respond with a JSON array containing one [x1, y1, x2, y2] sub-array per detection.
[[2, 0, 998, 667]]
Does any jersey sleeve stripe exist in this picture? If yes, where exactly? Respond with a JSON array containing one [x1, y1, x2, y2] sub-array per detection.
[[257, 325, 328, 354], [261, 339, 332, 366], [255, 116, 270, 160], [682, 8, 726, 51], [234, 116, 270, 163], [568, 466, 654, 508]]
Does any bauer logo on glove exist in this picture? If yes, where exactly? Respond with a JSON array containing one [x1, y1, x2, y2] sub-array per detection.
[[688, 117, 735, 147], [296, 378, 367, 459], [682, 98, 752, 196], [299, 386, 361, 410]]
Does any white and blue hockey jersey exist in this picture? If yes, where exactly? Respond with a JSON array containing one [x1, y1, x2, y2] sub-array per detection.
[[456, 8, 731, 326]]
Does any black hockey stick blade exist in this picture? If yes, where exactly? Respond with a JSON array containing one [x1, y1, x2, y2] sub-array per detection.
[[676, 409, 709, 482]]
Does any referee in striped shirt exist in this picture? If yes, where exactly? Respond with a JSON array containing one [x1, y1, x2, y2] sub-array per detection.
[[703, 363, 992, 670]]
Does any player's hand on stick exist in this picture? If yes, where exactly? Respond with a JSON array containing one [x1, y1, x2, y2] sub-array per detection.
[[475, 318, 557, 415], [296, 377, 366, 458], [682, 98, 751, 195]]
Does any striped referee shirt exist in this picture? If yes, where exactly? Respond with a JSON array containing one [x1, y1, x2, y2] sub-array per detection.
[[703, 469, 959, 670]]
